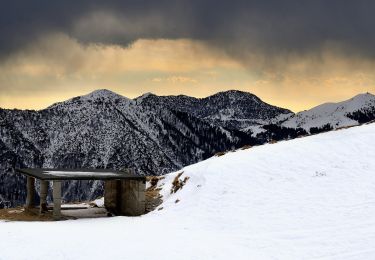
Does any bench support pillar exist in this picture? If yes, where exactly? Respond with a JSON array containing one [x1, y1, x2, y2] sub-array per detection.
[[39, 180, 48, 214], [104, 178, 146, 216], [25, 176, 35, 210], [53, 181, 62, 220]]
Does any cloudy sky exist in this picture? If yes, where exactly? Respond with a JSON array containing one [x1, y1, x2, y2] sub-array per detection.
[[1, 0, 375, 111]]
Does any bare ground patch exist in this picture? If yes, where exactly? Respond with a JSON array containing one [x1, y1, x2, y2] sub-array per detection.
[[145, 176, 164, 212], [0, 207, 54, 222], [171, 171, 189, 194]]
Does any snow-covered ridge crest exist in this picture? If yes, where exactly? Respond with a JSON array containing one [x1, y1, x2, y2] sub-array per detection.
[[300, 92, 375, 115], [281, 92, 375, 131]]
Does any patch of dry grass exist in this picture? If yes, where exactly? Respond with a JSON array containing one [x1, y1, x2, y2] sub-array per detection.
[[145, 176, 165, 212], [335, 125, 356, 131], [215, 151, 227, 157], [241, 145, 252, 150], [171, 172, 190, 194], [0, 207, 54, 222]]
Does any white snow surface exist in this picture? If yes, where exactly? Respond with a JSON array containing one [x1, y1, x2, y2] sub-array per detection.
[[1, 123, 375, 259], [243, 124, 267, 136], [281, 93, 375, 131], [92, 197, 104, 208]]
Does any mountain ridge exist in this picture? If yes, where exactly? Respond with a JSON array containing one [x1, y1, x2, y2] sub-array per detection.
[[0, 89, 258, 206], [1, 89, 375, 207], [280, 92, 375, 132], [135, 89, 293, 131]]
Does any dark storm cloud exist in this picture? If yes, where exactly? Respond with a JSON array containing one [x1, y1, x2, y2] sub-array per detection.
[[1, 0, 375, 58]]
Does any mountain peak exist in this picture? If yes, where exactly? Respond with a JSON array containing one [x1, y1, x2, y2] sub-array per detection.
[[217, 89, 253, 95], [81, 89, 127, 101], [350, 92, 375, 102], [205, 90, 262, 104], [209, 89, 256, 97], [47, 89, 132, 109]]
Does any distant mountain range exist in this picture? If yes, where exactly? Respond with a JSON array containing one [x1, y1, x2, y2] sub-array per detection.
[[1, 89, 374, 207], [135, 90, 292, 131]]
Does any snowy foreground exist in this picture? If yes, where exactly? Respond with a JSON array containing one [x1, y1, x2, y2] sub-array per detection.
[[2, 124, 375, 260]]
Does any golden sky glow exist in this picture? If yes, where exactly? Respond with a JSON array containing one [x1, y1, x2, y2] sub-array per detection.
[[1, 33, 375, 112]]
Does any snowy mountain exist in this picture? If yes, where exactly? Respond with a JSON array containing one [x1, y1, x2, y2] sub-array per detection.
[[2, 122, 375, 259], [1, 89, 375, 207], [135, 90, 293, 131], [0, 89, 256, 206], [280, 93, 375, 133], [251, 93, 375, 141]]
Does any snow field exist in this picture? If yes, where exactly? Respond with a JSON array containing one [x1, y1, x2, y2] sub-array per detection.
[[1, 123, 375, 259]]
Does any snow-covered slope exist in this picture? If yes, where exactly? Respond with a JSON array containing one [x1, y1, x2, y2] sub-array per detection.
[[281, 93, 375, 132], [2, 123, 375, 259]]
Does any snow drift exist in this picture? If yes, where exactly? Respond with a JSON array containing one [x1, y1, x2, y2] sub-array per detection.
[[1, 123, 375, 259]]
